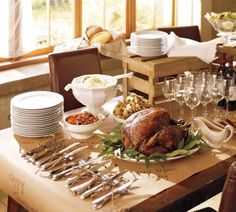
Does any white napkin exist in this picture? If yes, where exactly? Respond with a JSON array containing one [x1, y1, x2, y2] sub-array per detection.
[[166, 32, 199, 51], [53, 37, 89, 53], [167, 32, 217, 64]]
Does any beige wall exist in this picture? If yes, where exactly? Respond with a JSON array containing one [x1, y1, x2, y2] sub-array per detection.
[[201, 0, 236, 41]]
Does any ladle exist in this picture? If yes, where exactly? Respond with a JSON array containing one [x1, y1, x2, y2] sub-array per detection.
[[111, 72, 133, 80]]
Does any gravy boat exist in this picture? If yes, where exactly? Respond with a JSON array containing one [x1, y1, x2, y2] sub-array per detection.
[[194, 117, 234, 148]]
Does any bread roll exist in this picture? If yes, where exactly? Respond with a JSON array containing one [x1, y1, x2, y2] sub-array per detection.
[[86, 25, 103, 40], [113, 33, 125, 42], [89, 30, 112, 44]]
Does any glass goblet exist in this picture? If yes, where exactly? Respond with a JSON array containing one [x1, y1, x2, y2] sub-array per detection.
[[162, 76, 176, 101], [184, 87, 200, 132], [200, 83, 212, 118], [162, 76, 177, 114], [174, 74, 188, 119], [223, 77, 235, 116], [212, 76, 224, 121]]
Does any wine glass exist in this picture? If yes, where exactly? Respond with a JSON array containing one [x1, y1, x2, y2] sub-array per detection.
[[184, 72, 201, 131], [199, 78, 212, 117], [162, 76, 177, 114], [174, 73, 187, 119], [162, 76, 176, 101], [211, 75, 224, 121], [223, 77, 235, 116]]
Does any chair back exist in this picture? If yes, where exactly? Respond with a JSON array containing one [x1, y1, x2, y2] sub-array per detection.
[[48, 47, 102, 111], [219, 160, 236, 212], [157, 25, 201, 42]]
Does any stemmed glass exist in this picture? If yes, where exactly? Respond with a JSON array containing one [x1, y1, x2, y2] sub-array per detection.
[[211, 75, 224, 121], [162, 76, 177, 114], [223, 77, 235, 116], [174, 73, 187, 119], [199, 77, 212, 118], [184, 72, 201, 131]]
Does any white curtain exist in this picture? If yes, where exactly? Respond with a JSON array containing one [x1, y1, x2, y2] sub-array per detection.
[[0, 0, 35, 58]]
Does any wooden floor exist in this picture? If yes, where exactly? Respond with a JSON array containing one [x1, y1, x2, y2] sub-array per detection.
[[0, 190, 7, 212]]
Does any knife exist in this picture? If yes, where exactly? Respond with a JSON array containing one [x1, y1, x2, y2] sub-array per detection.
[[80, 169, 128, 199], [92, 178, 137, 209]]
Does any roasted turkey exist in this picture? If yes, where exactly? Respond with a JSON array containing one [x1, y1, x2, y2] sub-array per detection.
[[121, 107, 190, 155]]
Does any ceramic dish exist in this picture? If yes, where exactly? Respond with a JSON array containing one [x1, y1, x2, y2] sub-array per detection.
[[63, 112, 102, 139], [112, 113, 126, 124], [115, 147, 200, 164]]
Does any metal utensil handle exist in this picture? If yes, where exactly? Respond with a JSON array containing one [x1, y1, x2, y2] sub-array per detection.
[[112, 72, 134, 80]]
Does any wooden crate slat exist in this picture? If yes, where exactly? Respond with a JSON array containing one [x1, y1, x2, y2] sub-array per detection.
[[122, 55, 209, 104], [127, 76, 151, 94]]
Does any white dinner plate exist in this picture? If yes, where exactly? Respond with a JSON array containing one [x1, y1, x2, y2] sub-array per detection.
[[10, 91, 64, 138], [131, 30, 168, 40], [12, 125, 62, 137], [11, 110, 63, 121], [11, 91, 64, 110]]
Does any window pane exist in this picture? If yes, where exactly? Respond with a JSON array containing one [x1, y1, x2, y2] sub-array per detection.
[[50, 0, 74, 45], [32, 0, 73, 48], [176, 0, 201, 26], [32, 0, 48, 48], [82, 0, 125, 35], [136, 0, 173, 31]]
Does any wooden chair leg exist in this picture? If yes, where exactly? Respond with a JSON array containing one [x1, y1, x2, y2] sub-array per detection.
[[7, 196, 27, 212]]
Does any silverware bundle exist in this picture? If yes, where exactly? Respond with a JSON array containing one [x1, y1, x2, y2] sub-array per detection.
[[20, 138, 137, 209]]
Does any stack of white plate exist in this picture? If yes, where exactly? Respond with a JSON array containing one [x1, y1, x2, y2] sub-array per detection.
[[10, 91, 64, 137], [130, 30, 168, 57]]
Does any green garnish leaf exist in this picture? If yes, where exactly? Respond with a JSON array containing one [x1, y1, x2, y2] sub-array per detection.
[[177, 138, 185, 149], [165, 149, 189, 158]]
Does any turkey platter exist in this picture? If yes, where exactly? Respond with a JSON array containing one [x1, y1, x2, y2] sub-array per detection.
[[99, 107, 204, 165]]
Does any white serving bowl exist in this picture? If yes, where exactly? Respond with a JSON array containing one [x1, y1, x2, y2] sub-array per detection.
[[112, 113, 126, 124], [63, 113, 102, 139], [65, 74, 120, 115]]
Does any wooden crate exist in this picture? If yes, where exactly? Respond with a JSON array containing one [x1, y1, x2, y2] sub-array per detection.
[[122, 55, 209, 104]]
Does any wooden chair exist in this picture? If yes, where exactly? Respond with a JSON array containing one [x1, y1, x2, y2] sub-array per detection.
[[194, 160, 236, 212], [218, 160, 236, 212], [48, 47, 102, 112], [157, 25, 201, 42]]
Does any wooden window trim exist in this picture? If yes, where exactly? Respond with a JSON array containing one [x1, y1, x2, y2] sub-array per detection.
[[126, 0, 136, 37], [0, 0, 176, 70], [74, 0, 82, 37], [0, 55, 48, 71]]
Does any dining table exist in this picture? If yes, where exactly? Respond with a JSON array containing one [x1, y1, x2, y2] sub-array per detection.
[[0, 98, 236, 212]]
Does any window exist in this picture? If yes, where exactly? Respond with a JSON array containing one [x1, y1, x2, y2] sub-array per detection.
[[32, 0, 74, 48], [82, 0, 126, 34], [175, 0, 201, 27], [136, 0, 173, 30], [0, 0, 201, 63]]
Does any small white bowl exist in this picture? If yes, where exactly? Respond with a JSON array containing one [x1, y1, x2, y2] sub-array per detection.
[[63, 113, 102, 139]]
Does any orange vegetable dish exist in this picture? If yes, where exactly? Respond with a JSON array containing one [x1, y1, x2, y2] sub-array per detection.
[[66, 111, 99, 125]]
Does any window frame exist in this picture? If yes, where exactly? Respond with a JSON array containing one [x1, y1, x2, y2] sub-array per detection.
[[0, 0, 175, 69]]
